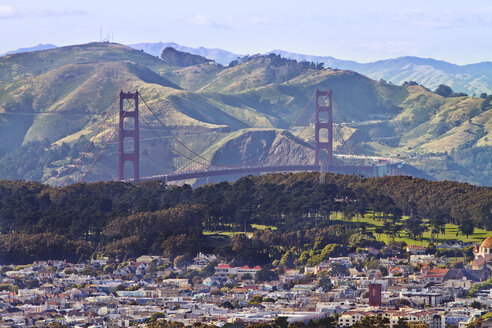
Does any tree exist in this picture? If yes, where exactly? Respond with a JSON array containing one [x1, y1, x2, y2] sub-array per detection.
[[317, 276, 333, 292], [255, 268, 278, 282], [352, 315, 390, 328], [161, 234, 195, 259], [280, 249, 296, 269], [200, 261, 217, 278], [458, 218, 474, 238], [393, 318, 429, 328], [273, 317, 289, 328], [173, 255, 192, 269], [427, 209, 449, 243], [435, 84, 453, 97], [393, 318, 410, 328], [241, 273, 253, 280], [404, 217, 426, 240], [219, 301, 234, 309], [146, 312, 166, 323], [328, 263, 349, 277]]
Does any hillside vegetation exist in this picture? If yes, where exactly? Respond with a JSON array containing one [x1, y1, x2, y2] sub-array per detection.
[[0, 42, 490, 185]]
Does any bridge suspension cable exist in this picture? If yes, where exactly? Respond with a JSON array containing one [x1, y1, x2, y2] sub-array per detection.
[[139, 94, 279, 170], [288, 90, 316, 130], [136, 107, 212, 168], [125, 97, 229, 171], [78, 119, 119, 183], [333, 95, 370, 161], [138, 94, 221, 167], [59, 96, 119, 186], [219, 90, 318, 168]]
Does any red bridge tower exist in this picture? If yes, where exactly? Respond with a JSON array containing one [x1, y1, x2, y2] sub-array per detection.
[[314, 89, 333, 169], [118, 90, 139, 181]]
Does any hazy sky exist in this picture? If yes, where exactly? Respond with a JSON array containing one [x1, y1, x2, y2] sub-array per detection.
[[1, 0, 491, 64]]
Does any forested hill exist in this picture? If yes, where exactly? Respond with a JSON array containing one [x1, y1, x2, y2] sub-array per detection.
[[0, 173, 489, 264]]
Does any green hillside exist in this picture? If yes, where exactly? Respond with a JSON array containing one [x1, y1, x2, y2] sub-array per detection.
[[340, 84, 492, 184], [0, 43, 490, 186]]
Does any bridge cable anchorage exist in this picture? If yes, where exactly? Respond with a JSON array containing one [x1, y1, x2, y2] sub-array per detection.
[[59, 96, 119, 187]]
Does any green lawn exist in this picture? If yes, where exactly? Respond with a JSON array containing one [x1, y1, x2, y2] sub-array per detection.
[[202, 231, 252, 237], [251, 224, 277, 231], [202, 213, 491, 247], [333, 212, 492, 246], [203, 223, 277, 237]]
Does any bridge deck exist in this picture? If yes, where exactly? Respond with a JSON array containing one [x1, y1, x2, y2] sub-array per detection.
[[139, 164, 377, 182]]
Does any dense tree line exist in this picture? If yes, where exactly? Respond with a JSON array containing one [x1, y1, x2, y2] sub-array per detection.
[[228, 53, 324, 70], [0, 173, 490, 264]]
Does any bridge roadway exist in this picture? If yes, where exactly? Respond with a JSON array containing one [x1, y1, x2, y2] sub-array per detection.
[[139, 164, 378, 183]]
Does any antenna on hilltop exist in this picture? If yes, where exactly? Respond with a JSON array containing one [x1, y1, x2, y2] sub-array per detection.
[[99, 27, 102, 43]]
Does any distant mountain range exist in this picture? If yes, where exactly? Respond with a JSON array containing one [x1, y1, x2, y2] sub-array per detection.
[[129, 42, 239, 66], [0, 43, 57, 56], [3, 42, 492, 95]]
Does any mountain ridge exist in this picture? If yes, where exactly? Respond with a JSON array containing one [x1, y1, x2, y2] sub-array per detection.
[[5, 42, 491, 95], [128, 42, 492, 95]]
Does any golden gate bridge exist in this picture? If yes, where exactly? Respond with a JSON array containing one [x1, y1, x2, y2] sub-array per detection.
[[60, 89, 404, 186]]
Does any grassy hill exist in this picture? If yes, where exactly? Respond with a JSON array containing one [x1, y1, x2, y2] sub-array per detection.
[[338, 84, 491, 184], [0, 43, 490, 186]]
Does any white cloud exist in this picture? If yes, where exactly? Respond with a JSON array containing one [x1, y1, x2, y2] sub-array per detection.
[[376, 7, 492, 30], [35, 8, 88, 18], [188, 13, 280, 30], [0, 5, 18, 19], [188, 14, 223, 28]]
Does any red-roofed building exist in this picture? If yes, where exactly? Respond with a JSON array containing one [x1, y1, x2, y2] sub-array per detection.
[[215, 264, 231, 268]]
